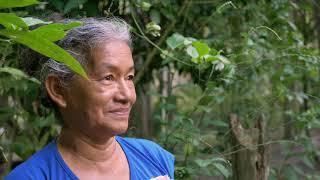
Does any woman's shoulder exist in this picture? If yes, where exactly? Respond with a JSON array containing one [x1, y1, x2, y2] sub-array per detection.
[[5, 141, 56, 179], [116, 136, 174, 179], [116, 136, 174, 159], [5, 140, 74, 180]]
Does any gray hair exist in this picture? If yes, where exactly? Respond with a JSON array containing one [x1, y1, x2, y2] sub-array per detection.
[[40, 17, 132, 109]]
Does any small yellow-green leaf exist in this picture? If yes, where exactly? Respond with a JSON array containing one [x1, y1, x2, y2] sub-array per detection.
[[192, 41, 210, 57], [0, 0, 38, 8], [0, 13, 28, 30], [204, 55, 219, 62], [0, 29, 88, 79]]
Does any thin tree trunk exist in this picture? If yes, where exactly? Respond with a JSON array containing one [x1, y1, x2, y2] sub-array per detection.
[[160, 67, 169, 134], [141, 83, 151, 137], [230, 114, 269, 180]]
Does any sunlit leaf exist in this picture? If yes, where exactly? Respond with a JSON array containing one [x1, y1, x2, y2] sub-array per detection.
[[0, 13, 28, 30], [0, 0, 38, 8], [22, 17, 51, 27], [192, 41, 210, 57], [0, 29, 88, 78], [141, 2, 151, 11]]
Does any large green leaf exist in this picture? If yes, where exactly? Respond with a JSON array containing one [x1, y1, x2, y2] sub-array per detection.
[[0, 13, 28, 30], [0, 0, 38, 8], [0, 29, 88, 78], [31, 22, 82, 42]]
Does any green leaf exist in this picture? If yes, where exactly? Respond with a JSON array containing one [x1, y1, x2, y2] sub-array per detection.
[[0, 29, 88, 78], [215, 55, 230, 64], [210, 120, 229, 128], [146, 21, 161, 37], [64, 0, 88, 13], [211, 157, 228, 164], [204, 54, 219, 62], [195, 159, 211, 168], [166, 33, 185, 49], [191, 57, 200, 64], [283, 166, 299, 180], [22, 17, 51, 27], [38, 132, 49, 149], [212, 163, 231, 178], [31, 22, 82, 42], [302, 156, 314, 169], [192, 41, 210, 57], [141, 1, 151, 11], [0, 0, 38, 8], [186, 45, 199, 58], [0, 13, 28, 30], [0, 67, 40, 84], [199, 95, 214, 105], [183, 143, 193, 156]]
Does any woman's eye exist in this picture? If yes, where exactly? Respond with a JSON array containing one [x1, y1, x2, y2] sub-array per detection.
[[104, 75, 114, 81], [128, 75, 134, 81]]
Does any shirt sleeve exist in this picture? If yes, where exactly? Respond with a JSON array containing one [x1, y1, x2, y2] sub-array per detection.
[[5, 163, 38, 180], [138, 139, 175, 179], [156, 144, 175, 178]]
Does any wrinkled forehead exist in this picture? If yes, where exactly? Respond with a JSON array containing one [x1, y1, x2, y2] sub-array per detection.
[[86, 41, 134, 75]]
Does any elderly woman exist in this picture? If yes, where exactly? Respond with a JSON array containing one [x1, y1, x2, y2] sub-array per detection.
[[6, 18, 174, 180]]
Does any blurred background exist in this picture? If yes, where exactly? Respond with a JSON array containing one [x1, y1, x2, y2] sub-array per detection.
[[0, 0, 320, 179]]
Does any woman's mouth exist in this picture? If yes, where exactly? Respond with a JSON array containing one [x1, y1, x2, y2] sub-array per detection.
[[107, 108, 130, 118]]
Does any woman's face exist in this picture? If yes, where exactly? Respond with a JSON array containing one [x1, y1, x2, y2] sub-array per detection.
[[61, 40, 136, 139]]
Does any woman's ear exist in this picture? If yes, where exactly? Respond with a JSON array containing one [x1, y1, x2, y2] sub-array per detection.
[[45, 75, 67, 108]]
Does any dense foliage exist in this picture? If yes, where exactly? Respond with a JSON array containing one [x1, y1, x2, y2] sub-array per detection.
[[0, 0, 320, 179]]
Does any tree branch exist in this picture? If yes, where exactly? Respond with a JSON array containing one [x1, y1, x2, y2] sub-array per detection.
[[132, 0, 190, 84]]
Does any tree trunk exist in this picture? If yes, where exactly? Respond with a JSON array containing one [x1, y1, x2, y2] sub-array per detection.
[[160, 67, 169, 134], [141, 83, 151, 137], [230, 114, 269, 180]]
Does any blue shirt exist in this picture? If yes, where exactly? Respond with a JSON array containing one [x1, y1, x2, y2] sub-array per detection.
[[5, 136, 174, 180]]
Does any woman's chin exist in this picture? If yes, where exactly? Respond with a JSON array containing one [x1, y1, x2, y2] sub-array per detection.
[[110, 121, 129, 135]]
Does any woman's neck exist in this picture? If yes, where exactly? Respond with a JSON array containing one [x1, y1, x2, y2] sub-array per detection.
[[57, 127, 117, 163]]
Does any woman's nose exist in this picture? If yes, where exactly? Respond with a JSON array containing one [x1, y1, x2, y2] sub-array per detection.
[[114, 80, 135, 104]]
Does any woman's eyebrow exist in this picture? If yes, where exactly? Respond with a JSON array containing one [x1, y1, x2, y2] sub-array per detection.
[[99, 63, 134, 73]]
